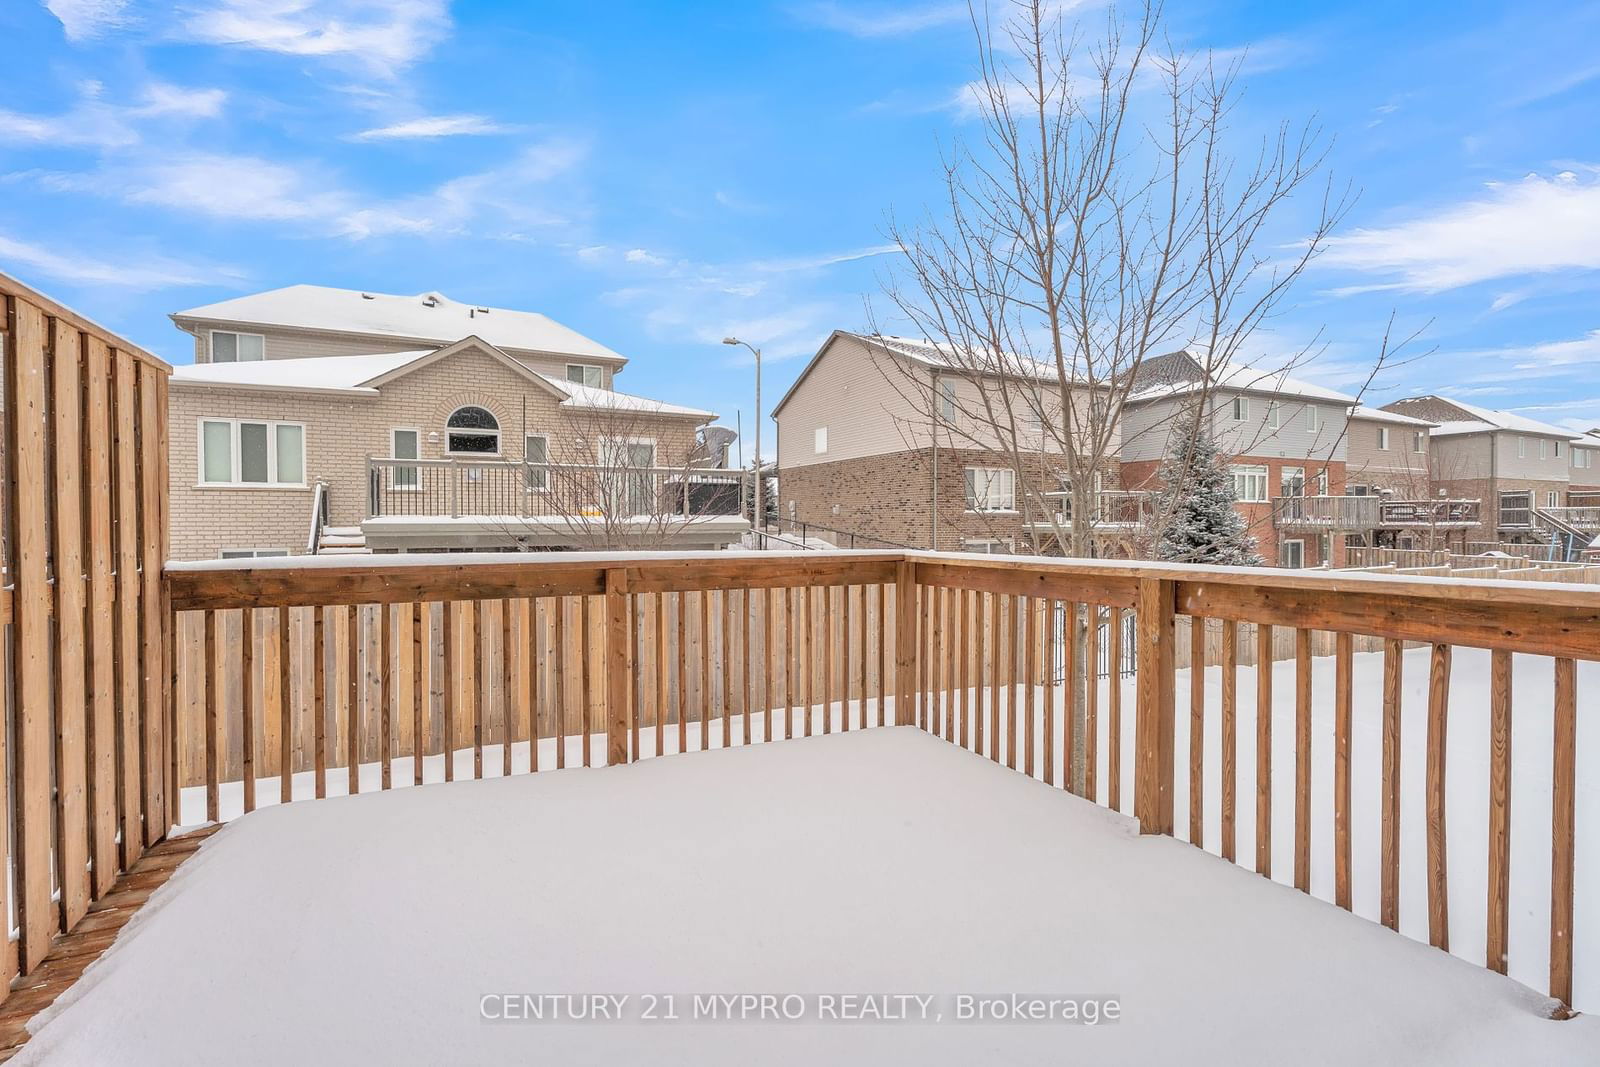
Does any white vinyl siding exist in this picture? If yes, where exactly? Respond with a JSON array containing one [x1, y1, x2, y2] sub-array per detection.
[[1232, 464, 1268, 503], [209, 330, 265, 363], [964, 467, 1016, 512], [198, 419, 305, 487]]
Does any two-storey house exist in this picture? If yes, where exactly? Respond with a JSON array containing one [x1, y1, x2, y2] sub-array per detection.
[[168, 286, 744, 560]]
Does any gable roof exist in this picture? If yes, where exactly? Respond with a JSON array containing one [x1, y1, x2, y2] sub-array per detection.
[[1387, 396, 1579, 440], [1125, 356, 1355, 406], [170, 336, 716, 419], [173, 285, 627, 364], [1349, 405, 1435, 428]]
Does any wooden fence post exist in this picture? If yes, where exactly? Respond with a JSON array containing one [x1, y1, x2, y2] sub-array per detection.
[[604, 567, 632, 765], [894, 560, 916, 726], [1134, 578, 1176, 835]]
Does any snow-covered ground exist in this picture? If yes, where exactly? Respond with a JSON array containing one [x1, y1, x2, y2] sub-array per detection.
[[176, 645, 1597, 1013], [23, 726, 1595, 1065]]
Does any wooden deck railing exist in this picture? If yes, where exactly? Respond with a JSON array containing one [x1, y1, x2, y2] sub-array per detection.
[[167, 549, 1597, 1012], [0, 271, 172, 995]]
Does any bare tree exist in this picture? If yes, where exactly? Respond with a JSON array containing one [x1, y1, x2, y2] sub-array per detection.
[[873, 0, 1357, 792]]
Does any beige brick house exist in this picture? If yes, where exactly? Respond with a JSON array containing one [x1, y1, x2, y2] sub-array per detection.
[[168, 286, 744, 560], [1381, 395, 1594, 556]]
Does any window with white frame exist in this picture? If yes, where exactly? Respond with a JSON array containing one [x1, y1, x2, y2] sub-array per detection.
[[1554, 440, 1563, 459], [391, 428, 419, 489], [1517, 436, 1526, 459], [964, 467, 1016, 512], [1412, 430, 1425, 453], [1315, 468, 1329, 495], [1539, 439, 1548, 460], [939, 380, 956, 421], [1577, 449, 1594, 470], [1305, 405, 1319, 432], [1231, 464, 1268, 503], [961, 538, 1013, 555], [565, 364, 603, 389], [524, 434, 549, 490], [220, 548, 289, 559], [1231, 396, 1249, 421], [199, 419, 304, 486], [1267, 402, 1280, 430], [1280, 539, 1305, 568], [1377, 426, 1390, 450], [209, 330, 264, 363], [814, 426, 828, 454], [1548, 491, 1560, 508], [445, 405, 500, 454]]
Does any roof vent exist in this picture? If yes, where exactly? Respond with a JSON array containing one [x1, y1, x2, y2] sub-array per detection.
[[421, 295, 439, 308], [360, 292, 375, 300], [475, 306, 491, 314]]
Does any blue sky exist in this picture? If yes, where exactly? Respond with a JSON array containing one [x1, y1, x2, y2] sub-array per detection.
[[4, 0, 1599, 456]]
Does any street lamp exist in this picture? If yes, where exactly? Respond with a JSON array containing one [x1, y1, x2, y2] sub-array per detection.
[[722, 336, 762, 543]]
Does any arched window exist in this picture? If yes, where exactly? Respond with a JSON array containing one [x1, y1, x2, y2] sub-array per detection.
[[446, 405, 500, 454]]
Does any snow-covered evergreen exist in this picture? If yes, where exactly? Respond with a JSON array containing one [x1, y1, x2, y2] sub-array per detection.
[[1152, 410, 1264, 565]]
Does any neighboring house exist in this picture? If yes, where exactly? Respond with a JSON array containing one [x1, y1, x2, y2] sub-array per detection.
[[168, 287, 743, 560], [1381, 395, 1592, 555], [1571, 428, 1600, 499], [1120, 352, 1356, 568], [1341, 407, 1480, 551], [772, 331, 1116, 553]]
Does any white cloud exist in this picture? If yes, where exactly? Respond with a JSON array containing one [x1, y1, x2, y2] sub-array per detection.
[[0, 231, 220, 289], [118, 153, 347, 221], [180, 0, 451, 72], [43, 0, 132, 41], [789, 1, 966, 38], [750, 244, 899, 272], [624, 248, 670, 267], [132, 83, 228, 118], [0, 81, 226, 149], [1320, 169, 1600, 292], [352, 114, 511, 140]]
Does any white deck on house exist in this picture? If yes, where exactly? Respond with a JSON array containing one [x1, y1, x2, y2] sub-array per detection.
[[18, 729, 1599, 1065]]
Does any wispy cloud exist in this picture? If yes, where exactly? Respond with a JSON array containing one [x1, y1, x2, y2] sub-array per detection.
[[0, 230, 225, 289], [179, 0, 451, 72], [351, 114, 512, 141], [749, 243, 899, 272], [1320, 169, 1600, 292], [0, 81, 226, 149], [42, 0, 133, 41], [788, 1, 967, 38]]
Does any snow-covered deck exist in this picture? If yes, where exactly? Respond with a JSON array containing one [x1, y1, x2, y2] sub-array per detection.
[[16, 728, 1595, 1065]]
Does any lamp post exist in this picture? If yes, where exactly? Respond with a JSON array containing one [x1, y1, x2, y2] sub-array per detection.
[[722, 337, 763, 544]]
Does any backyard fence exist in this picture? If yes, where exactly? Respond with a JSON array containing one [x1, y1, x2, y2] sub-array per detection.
[[0, 271, 172, 993]]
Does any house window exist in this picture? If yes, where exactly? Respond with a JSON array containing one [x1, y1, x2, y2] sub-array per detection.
[[961, 538, 1013, 554], [1554, 440, 1563, 459], [814, 427, 828, 454], [1517, 436, 1526, 459], [1280, 539, 1305, 568], [565, 364, 603, 389], [1377, 427, 1390, 451], [210, 330, 264, 363], [1267, 402, 1280, 430], [199, 419, 304, 486], [1231, 397, 1249, 421], [1539, 439, 1548, 460], [964, 467, 1016, 512], [445, 406, 500, 454], [524, 434, 549, 491], [1412, 431, 1425, 453], [1315, 469, 1329, 496], [1305, 405, 1319, 432], [220, 548, 289, 559], [939, 381, 956, 420], [391, 428, 419, 489], [1547, 491, 1560, 508], [1231, 464, 1268, 503]]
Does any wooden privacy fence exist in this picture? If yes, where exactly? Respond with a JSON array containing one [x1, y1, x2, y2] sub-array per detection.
[[0, 272, 171, 996], [169, 550, 1597, 1012]]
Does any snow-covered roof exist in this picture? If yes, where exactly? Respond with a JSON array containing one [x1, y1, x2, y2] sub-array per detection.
[[860, 333, 1057, 380], [1349, 405, 1435, 428], [1127, 363, 1355, 406], [1412, 398, 1579, 440], [171, 341, 715, 419], [173, 285, 627, 364]]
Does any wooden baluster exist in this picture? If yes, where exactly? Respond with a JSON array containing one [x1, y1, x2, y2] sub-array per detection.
[[314, 606, 328, 797], [959, 589, 972, 751], [1084, 605, 1099, 802], [841, 584, 851, 732], [975, 592, 986, 757], [988, 592, 1001, 763], [699, 590, 710, 752], [1134, 579, 1176, 835], [1380, 638, 1402, 930], [675, 593, 687, 754], [1024, 595, 1036, 777], [824, 587, 834, 735], [411, 602, 424, 785], [204, 610, 219, 822], [1189, 616, 1205, 847], [383, 604, 395, 788], [604, 572, 631, 766], [722, 589, 732, 749], [654, 591, 666, 758], [1334, 632, 1353, 909], [1255, 623, 1273, 878], [743, 587, 753, 745], [1063, 601, 1078, 791], [1425, 642, 1451, 950], [583, 594, 595, 767], [946, 588, 958, 745], [630, 594, 642, 763], [1043, 598, 1055, 785], [786, 587, 797, 740], [1221, 620, 1237, 862], [803, 586, 814, 738], [241, 608, 256, 814], [931, 585, 944, 738], [1295, 629, 1312, 893], [1485, 649, 1511, 973], [878, 583, 887, 728], [279, 606, 293, 802], [553, 599, 564, 770], [1550, 656, 1576, 1007], [1005, 595, 1017, 770], [763, 587, 775, 741], [348, 603, 361, 793], [861, 584, 871, 731], [1108, 606, 1123, 809]]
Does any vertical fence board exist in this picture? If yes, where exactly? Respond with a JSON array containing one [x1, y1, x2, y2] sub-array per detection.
[[1550, 657, 1576, 1005], [1426, 643, 1452, 951], [1486, 649, 1511, 974]]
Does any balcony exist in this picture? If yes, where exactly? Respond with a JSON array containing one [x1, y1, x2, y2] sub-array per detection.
[[1031, 489, 1156, 531], [1273, 495, 1481, 531], [363, 456, 749, 550], [1542, 506, 1600, 532]]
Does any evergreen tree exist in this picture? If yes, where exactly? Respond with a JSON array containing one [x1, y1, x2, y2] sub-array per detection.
[[1152, 411, 1264, 565]]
